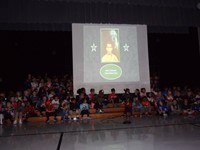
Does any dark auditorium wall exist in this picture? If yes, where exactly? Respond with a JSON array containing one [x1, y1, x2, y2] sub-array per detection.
[[148, 28, 200, 88], [0, 31, 72, 91], [0, 0, 200, 91], [0, 29, 199, 91]]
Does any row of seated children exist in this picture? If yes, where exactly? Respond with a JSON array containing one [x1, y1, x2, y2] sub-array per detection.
[[0, 87, 118, 124], [79, 87, 200, 118], [123, 95, 199, 118], [0, 94, 91, 124], [0, 97, 38, 125], [123, 97, 152, 118], [45, 96, 91, 123], [77, 88, 120, 114], [1, 87, 199, 124], [45, 87, 131, 122]]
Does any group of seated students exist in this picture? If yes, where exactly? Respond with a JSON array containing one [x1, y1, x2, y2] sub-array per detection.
[[123, 87, 200, 118], [0, 73, 200, 125]]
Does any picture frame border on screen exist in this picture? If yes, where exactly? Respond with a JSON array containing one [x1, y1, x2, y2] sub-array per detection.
[[100, 28, 120, 64]]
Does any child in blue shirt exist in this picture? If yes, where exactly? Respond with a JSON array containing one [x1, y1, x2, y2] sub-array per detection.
[[80, 98, 90, 119], [158, 100, 168, 117]]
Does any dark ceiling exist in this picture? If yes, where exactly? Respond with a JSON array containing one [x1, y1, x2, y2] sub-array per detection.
[[1, 0, 200, 33]]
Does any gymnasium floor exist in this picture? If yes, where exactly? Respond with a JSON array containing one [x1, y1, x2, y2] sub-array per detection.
[[1, 115, 200, 150]]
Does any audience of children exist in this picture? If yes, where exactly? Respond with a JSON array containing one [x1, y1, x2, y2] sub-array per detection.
[[0, 73, 199, 125]]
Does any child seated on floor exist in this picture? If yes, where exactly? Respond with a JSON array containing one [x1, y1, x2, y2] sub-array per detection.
[[23, 101, 37, 122], [132, 98, 143, 117], [13, 98, 25, 125], [123, 98, 132, 123], [158, 100, 168, 117], [181, 98, 194, 115], [170, 99, 181, 115], [193, 99, 200, 112], [93, 90, 105, 113], [88, 88, 96, 106], [45, 98, 56, 123], [80, 98, 90, 119], [51, 95, 60, 122], [141, 97, 151, 116], [60, 99, 70, 121], [192, 92, 200, 113], [0, 103, 4, 124], [37, 96, 47, 116], [69, 98, 80, 120], [3, 101, 15, 124], [108, 88, 119, 107], [165, 90, 174, 110], [147, 92, 158, 114]]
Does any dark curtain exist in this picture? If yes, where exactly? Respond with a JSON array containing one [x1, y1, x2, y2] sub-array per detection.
[[0, 0, 200, 31]]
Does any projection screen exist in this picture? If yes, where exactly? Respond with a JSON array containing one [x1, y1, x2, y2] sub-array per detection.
[[72, 23, 150, 94]]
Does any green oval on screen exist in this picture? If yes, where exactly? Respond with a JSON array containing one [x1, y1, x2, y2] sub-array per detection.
[[100, 64, 122, 80]]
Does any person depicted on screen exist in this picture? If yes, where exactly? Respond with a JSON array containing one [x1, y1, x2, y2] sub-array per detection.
[[101, 43, 119, 63]]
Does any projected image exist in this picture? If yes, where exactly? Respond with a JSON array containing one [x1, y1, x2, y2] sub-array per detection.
[[100, 28, 120, 63], [72, 23, 150, 94], [82, 25, 140, 83]]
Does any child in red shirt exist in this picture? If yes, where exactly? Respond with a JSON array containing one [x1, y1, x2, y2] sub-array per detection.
[[45, 99, 55, 123], [108, 88, 119, 107], [24, 101, 36, 122], [141, 98, 151, 116]]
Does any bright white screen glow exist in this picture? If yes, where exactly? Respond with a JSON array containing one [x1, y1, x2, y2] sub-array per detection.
[[72, 23, 150, 94]]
